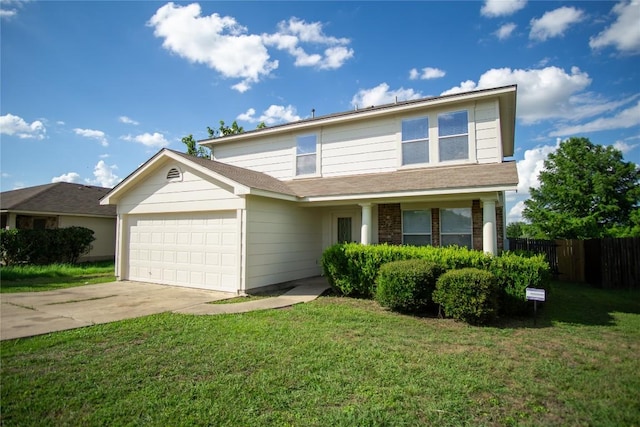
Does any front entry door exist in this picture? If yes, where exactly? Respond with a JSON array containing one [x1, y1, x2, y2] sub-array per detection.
[[337, 217, 352, 243]]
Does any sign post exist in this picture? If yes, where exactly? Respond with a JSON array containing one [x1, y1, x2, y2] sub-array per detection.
[[525, 288, 546, 326]]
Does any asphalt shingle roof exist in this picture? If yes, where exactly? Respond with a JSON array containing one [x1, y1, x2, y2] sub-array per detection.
[[1, 182, 116, 216], [170, 150, 518, 200]]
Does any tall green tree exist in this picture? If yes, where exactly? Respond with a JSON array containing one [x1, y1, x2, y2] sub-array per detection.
[[181, 134, 210, 158], [523, 137, 640, 239], [207, 120, 244, 138]]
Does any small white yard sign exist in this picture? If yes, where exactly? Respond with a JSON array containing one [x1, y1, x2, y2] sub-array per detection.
[[526, 288, 546, 302]]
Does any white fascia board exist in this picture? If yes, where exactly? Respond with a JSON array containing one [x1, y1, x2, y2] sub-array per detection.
[[299, 184, 517, 204], [201, 86, 517, 147], [245, 188, 299, 202]]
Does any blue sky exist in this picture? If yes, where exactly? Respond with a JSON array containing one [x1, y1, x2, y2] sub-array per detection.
[[1, 0, 639, 222]]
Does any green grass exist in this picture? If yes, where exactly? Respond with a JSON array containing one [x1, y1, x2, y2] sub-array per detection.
[[1, 281, 639, 426], [0, 261, 116, 293]]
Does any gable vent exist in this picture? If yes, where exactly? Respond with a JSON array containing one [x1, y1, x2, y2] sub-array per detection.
[[166, 167, 182, 181]]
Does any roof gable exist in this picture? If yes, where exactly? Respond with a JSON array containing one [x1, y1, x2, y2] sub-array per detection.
[[1, 182, 116, 217]]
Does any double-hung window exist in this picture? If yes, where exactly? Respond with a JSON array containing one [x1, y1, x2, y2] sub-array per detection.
[[438, 110, 468, 161], [401, 117, 429, 165], [440, 208, 472, 249], [296, 134, 317, 175], [402, 210, 431, 246]]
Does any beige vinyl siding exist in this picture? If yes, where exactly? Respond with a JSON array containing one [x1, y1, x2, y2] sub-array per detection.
[[244, 196, 322, 290], [117, 166, 244, 215], [474, 101, 500, 164], [213, 134, 294, 180], [58, 215, 116, 261], [321, 118, 397, 176]]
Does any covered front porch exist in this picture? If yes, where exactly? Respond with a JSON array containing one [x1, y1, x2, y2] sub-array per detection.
[[318, 193, 506, 255]]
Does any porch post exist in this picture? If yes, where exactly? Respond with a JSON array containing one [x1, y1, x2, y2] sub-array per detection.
[[481, 198, 497, 255], [359, 203, 372, 245]]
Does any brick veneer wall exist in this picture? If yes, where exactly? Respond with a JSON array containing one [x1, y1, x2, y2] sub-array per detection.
[[431, 209, 440, 247], [378, 203, 402, 244], [379, 200, 503, 252], [496, 205, 504, 252], [472, 200, 483, 251]]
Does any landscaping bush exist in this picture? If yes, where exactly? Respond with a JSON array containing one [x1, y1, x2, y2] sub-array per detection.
[[491, 252, 550, 315], [432, 268, 499, 325], [321, 243, 550, 316], [321, 243, 491, 298], [0, 227, 95, 265], [375, 259, 445, 313]]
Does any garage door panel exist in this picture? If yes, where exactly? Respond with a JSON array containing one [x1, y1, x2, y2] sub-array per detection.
[[126, 212, 238, 292]]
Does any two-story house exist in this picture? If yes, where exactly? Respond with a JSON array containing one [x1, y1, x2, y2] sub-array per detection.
[[101, 85, 518, 293]]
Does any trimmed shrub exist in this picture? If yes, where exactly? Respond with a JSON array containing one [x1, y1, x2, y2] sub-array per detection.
[[375, 259, 445, 313], [433, 268, 499, 325], [0, 227, 95, 265], [321, 243, 492, 298], [321, 243, 550, 316], [491, 252, 550, 315]]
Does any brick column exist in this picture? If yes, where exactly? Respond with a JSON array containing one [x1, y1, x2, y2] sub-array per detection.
[[431, 209, 440, 247], [378, 203, 402, 244], [472, 200, 483, 251], [496, 205, 504, 252]]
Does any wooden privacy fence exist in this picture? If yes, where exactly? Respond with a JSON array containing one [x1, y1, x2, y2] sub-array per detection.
[[508, 237, 639, 289]]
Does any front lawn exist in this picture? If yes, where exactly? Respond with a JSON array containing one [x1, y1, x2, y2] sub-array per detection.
[[0, 261, 116, 293], [1, 281, 639, 426]]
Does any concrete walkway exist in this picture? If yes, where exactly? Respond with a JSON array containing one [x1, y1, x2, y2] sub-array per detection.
[[1, 277, 330, 341]]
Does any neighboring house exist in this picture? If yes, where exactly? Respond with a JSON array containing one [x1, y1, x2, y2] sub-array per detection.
[[101, 85, 518, 293], [1, 182, 117, 262]]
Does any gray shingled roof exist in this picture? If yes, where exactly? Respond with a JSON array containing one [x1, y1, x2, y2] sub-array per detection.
[[286, 162, 519, 198], [168, 150, 298, 196], [169, 149, 517, 199], [1, 182, 116, 216]]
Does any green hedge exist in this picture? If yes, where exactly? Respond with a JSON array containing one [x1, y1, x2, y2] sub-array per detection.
[[321, 243, 550, 315], [433, 268, 499, 325], [0, 227, 95, 265], [375, 259, 445, 313]]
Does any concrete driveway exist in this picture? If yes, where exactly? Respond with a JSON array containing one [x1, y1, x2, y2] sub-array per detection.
[[1, 281, 234, 341]]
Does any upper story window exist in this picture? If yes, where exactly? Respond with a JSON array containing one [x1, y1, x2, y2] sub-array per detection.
[[296, 134, 317, 175], [440, 208, 472, 249], [402, 209, 432, 246], [438, 110, 469, 162], [401, 117, 429, 165]]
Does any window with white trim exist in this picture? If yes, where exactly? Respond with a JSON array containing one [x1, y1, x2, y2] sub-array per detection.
[[440, 208, 472, 249], [402, 210, 431, 246], [438, 110, 469, 161], [296, 134, 317, 175], [401, 117, 429, 165]]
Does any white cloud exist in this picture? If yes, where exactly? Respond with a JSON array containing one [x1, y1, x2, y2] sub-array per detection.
[[0, 0, 26, 19], [262, 17, 353, 70], [74, 128, 108, 147], [529, 6, 585, 41], [613, 140, 639, 154], [148, 2, 277, 92], [51, 172, 81, 184], [86, 160, 121, 188], [516, 139, 561, 193], [442, 66, 593, 124], [481, 0, 527, 17], [495, 23, 517, 40], [119, 116, 139, 125], [237, 105, 301, 125], [351, 83, 423, 108], [121, 132, 169, 148], [590, 0, 640, 55], [0, 113, 46, 139], [507, 200, 526, 223], [409, 67, 446, 80], [550, 101, 640, 136], [0, 8, 16, 18]]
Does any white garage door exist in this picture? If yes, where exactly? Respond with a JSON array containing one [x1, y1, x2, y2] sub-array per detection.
[[126, 212, 238, 292]]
